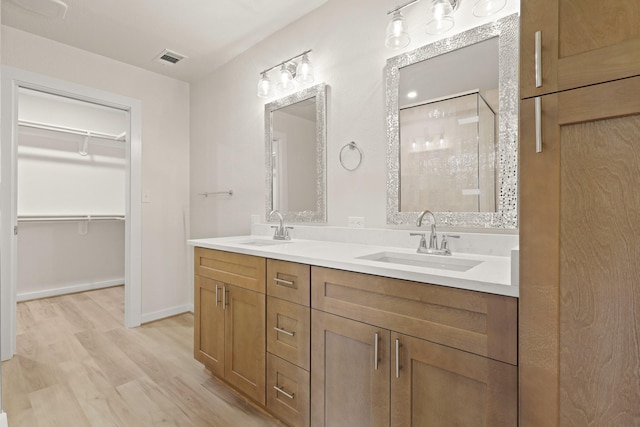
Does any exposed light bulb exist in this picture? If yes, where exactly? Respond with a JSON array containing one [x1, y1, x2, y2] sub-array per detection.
[[426, 0, 455, 35], [473, 0, 507, 17], [277, 63, 295, 91], [257, 72, 273, 98], [385, 10, 410, 49], [295, 54, 314, 84]]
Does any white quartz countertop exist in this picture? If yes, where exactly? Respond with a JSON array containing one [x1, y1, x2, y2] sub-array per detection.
[[188, 235, 518, 298]]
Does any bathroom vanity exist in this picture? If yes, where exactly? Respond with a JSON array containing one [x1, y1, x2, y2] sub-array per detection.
[[189, 235, 518, 426]]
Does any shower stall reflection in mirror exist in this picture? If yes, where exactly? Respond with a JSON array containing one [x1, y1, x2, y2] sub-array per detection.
[[0, 66, 142, 360]]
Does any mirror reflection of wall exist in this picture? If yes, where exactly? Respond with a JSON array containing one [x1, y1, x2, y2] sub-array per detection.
[[271, 97, 317, 212]]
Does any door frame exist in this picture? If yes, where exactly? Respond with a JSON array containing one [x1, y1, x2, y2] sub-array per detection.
[[1, 66, 142, 360]]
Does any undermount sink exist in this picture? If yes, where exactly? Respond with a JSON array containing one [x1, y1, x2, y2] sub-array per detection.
[[357, 251, 481, 272], [238, 239, 293, 247]]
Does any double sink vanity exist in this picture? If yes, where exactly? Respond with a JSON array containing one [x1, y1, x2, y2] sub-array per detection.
[[189, 11, 521, 427], [188, 227, 518, 426]]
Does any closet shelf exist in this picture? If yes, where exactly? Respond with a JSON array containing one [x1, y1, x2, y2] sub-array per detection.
[[17, 214, 125, 223], [18, 120, 126, 142]]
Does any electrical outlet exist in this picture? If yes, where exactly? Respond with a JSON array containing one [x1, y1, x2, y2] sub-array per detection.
[[348, 216, 365, 228]]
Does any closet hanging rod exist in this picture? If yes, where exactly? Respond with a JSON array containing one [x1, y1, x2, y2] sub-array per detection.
[[17, 214, 125, 223], [18, 120, 127, 142]]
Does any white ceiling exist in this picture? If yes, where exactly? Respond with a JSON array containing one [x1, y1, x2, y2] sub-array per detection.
[[1, 0, 328, 82]]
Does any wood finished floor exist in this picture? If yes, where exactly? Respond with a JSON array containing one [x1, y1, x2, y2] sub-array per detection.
[[2, 286, 283, 427]]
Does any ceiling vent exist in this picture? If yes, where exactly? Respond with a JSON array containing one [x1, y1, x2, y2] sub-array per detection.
[[10, 0, 68, 19], [154, 49, 187, 65]]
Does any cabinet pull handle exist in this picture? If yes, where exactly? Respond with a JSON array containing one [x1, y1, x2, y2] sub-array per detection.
[[215, 284, 219, 307], [273, 277, 295, 287], [274, 326, 295, 337], [273, 385, 295, 400], [374, 332, 379, 370], [223, 286, 227, 310], [535, 96, 542, 153], [395, 338, 401, 379], [535, 30, 542, 88]]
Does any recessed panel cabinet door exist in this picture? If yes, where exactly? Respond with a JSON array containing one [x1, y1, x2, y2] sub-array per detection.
[[194, 276, 225, 377], [520, 0, 640, 98], [520, 77, 640, 426], [390, 333, 517, 427], [311, 311, 390, 427], [224, 285, 266, 405]]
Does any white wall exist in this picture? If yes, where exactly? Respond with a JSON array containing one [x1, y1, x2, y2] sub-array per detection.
[[1, 26, 191, 319], [190, 0, 520, 238]]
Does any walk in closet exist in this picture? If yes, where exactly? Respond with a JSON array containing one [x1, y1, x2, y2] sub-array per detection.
[[16, 88, 127, 301]]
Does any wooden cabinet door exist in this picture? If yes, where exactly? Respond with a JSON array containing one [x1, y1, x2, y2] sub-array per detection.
[[391, 333, 517, 426], [311, 311, 390, 427], [224, 284, 266, 405], [520, 77, 640, 426], [520, 0, 640, 98], [194, 276, 225, 377]]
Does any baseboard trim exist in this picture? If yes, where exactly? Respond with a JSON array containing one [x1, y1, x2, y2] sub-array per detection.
[[141, 304, 192, 324], [17, 279, 124, 302], [0, 411, 8, 427]]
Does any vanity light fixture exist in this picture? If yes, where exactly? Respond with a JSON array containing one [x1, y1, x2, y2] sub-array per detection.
[[385, 0, 506, 47], [257, 50, 314, 98]]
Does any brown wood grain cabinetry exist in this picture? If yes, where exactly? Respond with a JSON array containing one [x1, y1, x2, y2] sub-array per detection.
[[311, 266, 518, 426], [267, 296, 310, 371], [193, 249, 519, 425], [193, 248, 266, 405], [267, 259, 311, 306], [520, 0, 640, 98], [266, 353, 310, 427], [391, 332, 517, 426], [312, 266, 517, 365], [519, 77, 640, 426], [311, 310, 390, 427], [266, 260, 311, 426]]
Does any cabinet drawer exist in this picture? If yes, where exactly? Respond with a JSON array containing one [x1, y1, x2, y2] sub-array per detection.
[[267, 260, 310, 306], [195, 247, 266, 293], [267, 297, 310, 371], [312, 267, 517, 365], [267, 354, 310, 427]]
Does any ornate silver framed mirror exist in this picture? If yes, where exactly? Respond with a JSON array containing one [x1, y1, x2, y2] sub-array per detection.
[[265, 83, 327, 222], [386, 14, 518, 228]]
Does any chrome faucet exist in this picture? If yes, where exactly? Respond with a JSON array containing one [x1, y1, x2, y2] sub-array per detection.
[[410, 209, 459, 255], [269, 210, 293, 240], [410, 210, 438, 253]]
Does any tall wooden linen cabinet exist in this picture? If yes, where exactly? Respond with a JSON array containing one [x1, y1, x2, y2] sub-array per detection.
[[519, 1, 640, 426]]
